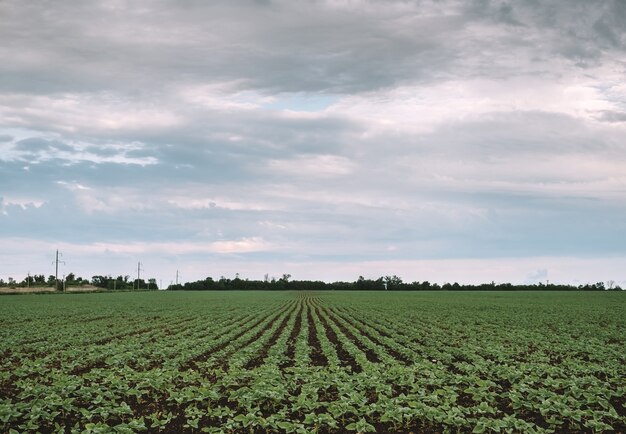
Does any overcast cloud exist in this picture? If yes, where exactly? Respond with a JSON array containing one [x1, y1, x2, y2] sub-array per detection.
[[1, 0, 625, 286]]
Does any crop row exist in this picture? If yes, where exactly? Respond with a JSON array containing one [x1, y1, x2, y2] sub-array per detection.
[[0, 291, 624, 433]]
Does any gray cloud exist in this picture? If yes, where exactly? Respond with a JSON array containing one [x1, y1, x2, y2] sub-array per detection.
[[597, 110, 626, 123], [1, 0, 625, 284], [5, 0, 622, 98], [1, 0, 451, 94]]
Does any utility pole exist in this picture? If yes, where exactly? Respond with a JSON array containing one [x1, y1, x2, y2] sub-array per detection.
[[136, 261, 143, 290], [27, 272, 30, 290], [55, 250, 59, 291], [53, 250, 65, 292], [176, 270, 179, 285]]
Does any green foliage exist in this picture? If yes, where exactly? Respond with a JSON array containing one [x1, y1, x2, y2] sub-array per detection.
[[0, 291, 624, 433]]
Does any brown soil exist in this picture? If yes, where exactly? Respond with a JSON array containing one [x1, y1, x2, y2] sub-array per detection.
[[306, 304, 328, 367], [182, 302, 293, 371], [244, 306, 294, 369], [280, 302, 303, 369], [180, 311, 273, 371], [323, 307, 381, 363], [94, 327, 153, 345], [316, 308, 361, 373], [0, 285, 103, 294], [336, 310, 412, 365]]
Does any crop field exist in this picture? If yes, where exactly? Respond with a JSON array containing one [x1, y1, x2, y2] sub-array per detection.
[[1, 291, 625, 433]]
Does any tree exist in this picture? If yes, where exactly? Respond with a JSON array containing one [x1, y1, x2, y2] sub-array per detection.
[[383, 275, 403, 289], [91, 275, 109, 288], [280, 274, 291, 282], [20, 275, 35, 287]]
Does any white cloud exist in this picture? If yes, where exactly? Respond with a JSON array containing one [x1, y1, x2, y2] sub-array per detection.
[[178, 81, 274, 110], [166, 196, 277, 212], [0, 93, 182, 135], [267, 154, 356, 178], [328, 74, 625, 137], [1, 0, 626, 284], [211, 237, 273, 254]]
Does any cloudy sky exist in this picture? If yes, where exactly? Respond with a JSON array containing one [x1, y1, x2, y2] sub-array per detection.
[[1, 0, 625, 287]]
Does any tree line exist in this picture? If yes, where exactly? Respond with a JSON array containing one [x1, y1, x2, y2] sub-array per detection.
[[166, 274, 623, 291], [1, 272, 621, 291], [0, 273, 158, 290]]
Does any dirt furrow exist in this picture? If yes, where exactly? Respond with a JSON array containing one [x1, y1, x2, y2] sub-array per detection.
[[315, 307, 360, 372], [306, 302, 328, 367], [333, 308, 412, 365], [203, 300, 300, 371], [244, 304, 296, 369], [280, 302, 303, 369], [321, 307, 381, 363], [94, 327, 154, 345], [180, 302, 293, 370]]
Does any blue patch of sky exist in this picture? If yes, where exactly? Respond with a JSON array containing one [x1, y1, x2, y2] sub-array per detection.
[[263, 93, 339, 112]]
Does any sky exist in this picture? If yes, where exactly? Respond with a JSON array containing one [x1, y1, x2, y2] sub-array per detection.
[[1, 0, 625, 287]]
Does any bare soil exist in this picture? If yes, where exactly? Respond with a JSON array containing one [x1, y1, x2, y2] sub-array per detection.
[[0, 285, 102, 294]]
